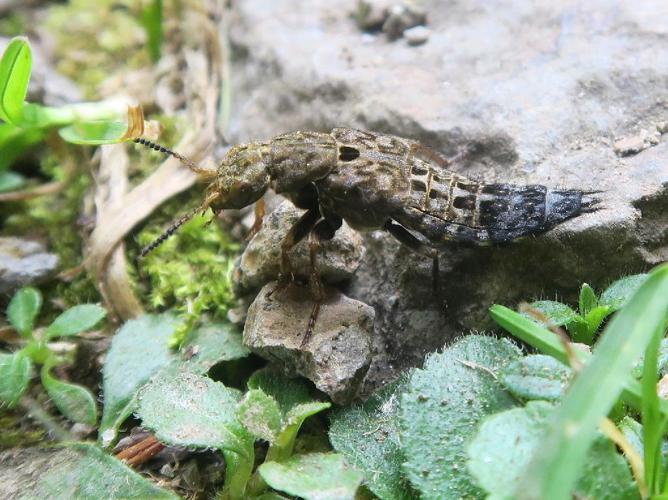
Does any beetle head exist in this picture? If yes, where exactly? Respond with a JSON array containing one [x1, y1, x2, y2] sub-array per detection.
[[211, 142, 271, 210]]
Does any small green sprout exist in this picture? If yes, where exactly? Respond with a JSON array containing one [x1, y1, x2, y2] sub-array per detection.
[[525, 274, 649, 344], [1, 286, 106, 425], [0, 36, 136, 192]]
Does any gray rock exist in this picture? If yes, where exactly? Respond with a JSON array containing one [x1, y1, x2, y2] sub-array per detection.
[[355, 0, 427, 38], [228, 0, 668, 393], [0, 237, 59, 294], [233, 201, 365, 295], [404, 25, 430, 45], [244, 282, 373, 403]]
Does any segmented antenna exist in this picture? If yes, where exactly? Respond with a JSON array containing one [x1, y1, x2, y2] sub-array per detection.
[[140, 207, 201, 258], [133, 137, 216, 177]]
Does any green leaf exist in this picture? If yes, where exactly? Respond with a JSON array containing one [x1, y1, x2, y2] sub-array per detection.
[[100, 314, 178, 446], [45, 304, 106, 339], [3, 443, 178, 499], [599, 274, 650, 312], [516, 263, 668, 499], [137, 368, 252, 453], [0, 36, 31, 125], [41, 363, 97, 425], [141, 0, 164, 62], [237, 389, 283, 443], [0, 351, 32, 406], [258, 453, 363, 500], [526, 300, 578, 327], [7, 286, 42, 338], [247, 369, 331, 462], [137, 368, 254, 499], [0, 171, 24, 192], [583, 305, 613, 340], [330, 376, 418, 500], [181, 321, 250, 374], [399, 335, 521, 499], [578, 283, 597, 315], [499, 354, 572, 402], [58, 120, 129, 145], [467, 401, 637, 499], [566, 316, 590, 343]]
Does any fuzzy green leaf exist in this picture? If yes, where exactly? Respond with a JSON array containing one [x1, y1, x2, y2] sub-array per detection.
[[0, 351, 32, 406], [58, 120, 129, 145], [7, 286, 42, 338], [467, 401, 637, 499], [527, 300, 578, 327], [599, 274, 650, 312], [1, 443, 179, 499], [499, 354, 572, 402], [181, 321, 250, 374], [578, 283, 597, 315], [41, 364, 97, 425], [247, 369, 314, 414], [45, 304, 106, 339], [237, 389, 283, 443], [0, 36, 31, 124], [258, 453, 363, 500], [137, 367, 252, 456], [399, 335, 521, 499], [583, 305, 613, 339], [100, 314, 178, 446], [330, 376, 417, 500]]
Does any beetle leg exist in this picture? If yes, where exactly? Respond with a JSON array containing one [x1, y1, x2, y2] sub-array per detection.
[[246, 196, 265, 240], [268, 207, 321, 299], [384, 219, 440, 294], [301, 218, 339, 347]]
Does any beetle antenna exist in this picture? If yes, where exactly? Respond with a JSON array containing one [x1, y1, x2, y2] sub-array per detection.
[[140, 191, 220, 258], [134, 137, 216, 178]]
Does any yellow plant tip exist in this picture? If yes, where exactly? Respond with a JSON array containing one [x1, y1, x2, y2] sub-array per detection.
[[121, 105, 145, 140]]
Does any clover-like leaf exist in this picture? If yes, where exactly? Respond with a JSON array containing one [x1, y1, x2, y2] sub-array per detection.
[[45, 304, 106, 339], [258, 453, 363, 500], [7, 286, 42, 338], [41, 363, 97, 425], [0, 351, 32, 407]]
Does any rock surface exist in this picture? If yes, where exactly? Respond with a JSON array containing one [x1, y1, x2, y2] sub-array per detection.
[[233, 201, 365, 295], [244, 283, 374, 403], [0, 237, 59, 294], [228, 0, 668, 392]]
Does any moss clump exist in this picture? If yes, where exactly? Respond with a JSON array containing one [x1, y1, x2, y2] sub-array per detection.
[[136, 200, 241, 347], [44, 0, 151, 98]]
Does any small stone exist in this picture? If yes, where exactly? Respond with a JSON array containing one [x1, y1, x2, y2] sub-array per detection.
[[404, 25, 430, 45], [382, 3, 427, 39], [232, 201, 365, 295], [657, 121, 668, 134], [244, 282, 374, 403], [0, 237, 59, 294], [613, 135, 647, 157]]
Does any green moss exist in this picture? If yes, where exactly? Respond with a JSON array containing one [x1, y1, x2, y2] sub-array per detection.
[[136, 196, 241, 347], [0, 12, 27, 37], [43, 0, 151, 98], [0, 413, 46, 449]]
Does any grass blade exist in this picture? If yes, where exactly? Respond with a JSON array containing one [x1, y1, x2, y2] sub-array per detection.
[[513, 263, 668, 499]]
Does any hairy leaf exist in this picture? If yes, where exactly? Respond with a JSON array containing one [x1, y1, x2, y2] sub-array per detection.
[[0, 351, 32, 406], [7, 287, 42, 338], [45, 304, 106, 339], [499, 354, 572, 402], [42, 364, 97, 425]]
